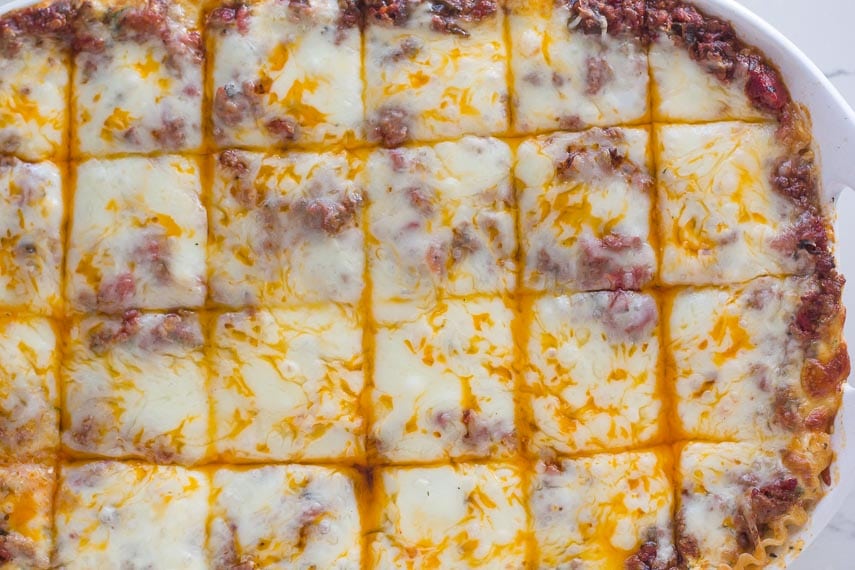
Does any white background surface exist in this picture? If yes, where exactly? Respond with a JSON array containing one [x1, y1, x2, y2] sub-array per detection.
[[735, 1, 855, 568]]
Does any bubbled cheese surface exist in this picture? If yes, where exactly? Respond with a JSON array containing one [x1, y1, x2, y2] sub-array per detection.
[[0, 1, 841, 569]]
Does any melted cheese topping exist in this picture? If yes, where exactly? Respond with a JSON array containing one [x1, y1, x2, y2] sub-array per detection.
[[678, 442, 791, 567], [0, 38, 68, 161], [527, 292, 662, 455], [657, 122, 803, 285], [0, 464, 55, 569], [0, 1, 841, 564], [62, 312, 208, 465], [66, 156, 207, 312], [211, 0, 363, 147], [0, 159, 63, 314], [365, 3, 508, 142], [209, 149, 365, 308], [0, 318, 58, 463], [650, 39, 768, 122], [532, 450, 674, 569], [211, 306, 364, 462], [508, 3, 649, 133], [370, 464, 527, 568], [669, 277, 807, 441], [54, 461, 208, 569], [209, 465, 361, 569], [517, 128, 655, 293], [73, 1, 203, 156], [367, 136, 515, 322], [372, 297, 516, 463]]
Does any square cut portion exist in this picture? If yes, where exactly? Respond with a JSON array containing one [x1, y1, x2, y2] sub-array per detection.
[[209, 465, 362, 569], [371, 297, 516, 463], [0, 464, 55, 570], [370, 464, 527, 569], [211, 306, 364, 462], [364, 0, 508, 146], [650, 37, 771, 123], [676, 442, 811, 568], [518, 127, 655, 293], [508, 1, 649, 134], [668, 276, 821, 442], [0, 158, 63, 313], [67, 156, 207, 313], [62, 311, 208, 465], [0, 3, 71, 161], [208, 0, 363, 148], [0, 318, 59, 463], [656, 122, 813, 285], [72, 0, 203, 156], [55, 461, 209, 570], [367, 137, 515, 321], [531, 449, 675, 569], [209, 149, 365, 308], [526, 291, 662, 456]]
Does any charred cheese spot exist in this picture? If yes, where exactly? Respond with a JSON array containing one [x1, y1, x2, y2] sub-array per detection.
[[54, 461, 208, 569], [370, 464, 527, 568], [211, 306, 364, 463], [371, 297, 516, 463], [208, 465, 361, 569], [365, 1, 508, 145], [532, 449, 675, 569]]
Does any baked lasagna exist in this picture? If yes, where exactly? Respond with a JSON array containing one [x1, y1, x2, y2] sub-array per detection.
[[0, 0, 848, 569]]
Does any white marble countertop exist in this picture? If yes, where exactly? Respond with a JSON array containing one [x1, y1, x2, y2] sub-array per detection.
[[735, 1, 855, 567]]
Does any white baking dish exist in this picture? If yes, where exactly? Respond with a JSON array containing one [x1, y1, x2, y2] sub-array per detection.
[[1, 0, 853, 566]]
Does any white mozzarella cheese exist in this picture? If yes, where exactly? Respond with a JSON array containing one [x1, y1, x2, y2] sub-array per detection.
[[67, 155, 207, 312], [211, 306, 364, 462], [372, 297, 516, 463]]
